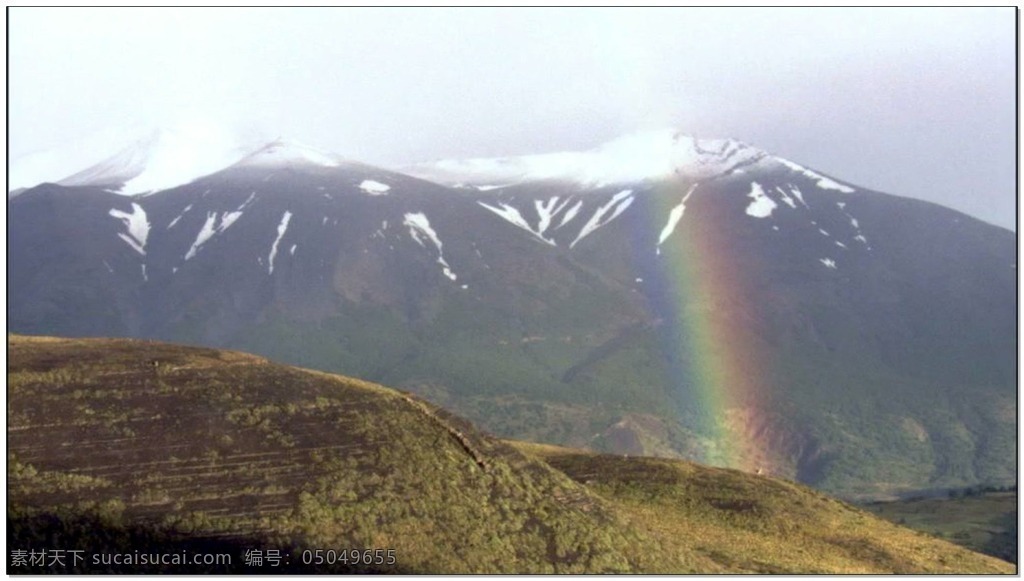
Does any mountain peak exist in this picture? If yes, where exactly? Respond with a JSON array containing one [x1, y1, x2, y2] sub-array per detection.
[[54, 124, 259, 195], [43, 132, 349, 195], [588, 129, 769, 180], [229, 139, 347, 170], [405, 128, 771, 187], [56, 131, 161, 190]]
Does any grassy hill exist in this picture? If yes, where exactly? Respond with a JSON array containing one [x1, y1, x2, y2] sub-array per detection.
[[513, 441, 1016, 573], [864, 491, 1017, 564], [7, 334, 1014, 574]]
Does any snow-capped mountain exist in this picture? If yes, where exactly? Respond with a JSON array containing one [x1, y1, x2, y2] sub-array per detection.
[[15, 124, 266, 196], [405, 129, 854, 192], [228, 139, 351, 170], [8, 130, 1015, 498]]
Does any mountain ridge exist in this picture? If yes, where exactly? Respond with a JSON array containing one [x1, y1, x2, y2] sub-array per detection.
[[16, 128, 860, 198], [8, 130, 1015, 499]]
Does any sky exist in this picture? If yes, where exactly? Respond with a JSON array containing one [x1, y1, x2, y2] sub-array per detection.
[[8, 7, 1017, 229]]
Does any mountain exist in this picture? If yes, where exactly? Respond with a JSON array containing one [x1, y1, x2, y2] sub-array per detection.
[[8, 334, 1014, 573], [7, 129, 1016, 498], [404, 129, 774, 186], [10, 124, 261, 197]]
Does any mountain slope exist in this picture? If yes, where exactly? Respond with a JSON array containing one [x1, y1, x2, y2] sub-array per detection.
[[865, 490, 1017, 564], [7, 130, 1016, 499], [514, 441, 1015, 573], [8, 334, 651, 573], [7, 335, 1014, 574]]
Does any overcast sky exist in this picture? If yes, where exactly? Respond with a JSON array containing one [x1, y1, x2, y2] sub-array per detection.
[[8, 7, 1017, 229]]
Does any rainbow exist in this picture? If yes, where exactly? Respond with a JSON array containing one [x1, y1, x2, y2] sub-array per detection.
[[641, 179, 776, 473]]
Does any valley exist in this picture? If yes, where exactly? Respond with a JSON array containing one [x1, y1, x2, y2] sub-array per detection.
[[864, 490, 1018, 564]]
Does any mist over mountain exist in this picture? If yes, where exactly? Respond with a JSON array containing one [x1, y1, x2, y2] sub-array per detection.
[[8, 128, 1016, 499]]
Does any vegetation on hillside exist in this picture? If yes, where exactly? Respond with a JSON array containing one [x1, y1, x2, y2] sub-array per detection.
[[223, 291, 1015, 500], [7, 335, 1015, 574], [514, 441, 1016, 574], [864, 489, 1017, 564]]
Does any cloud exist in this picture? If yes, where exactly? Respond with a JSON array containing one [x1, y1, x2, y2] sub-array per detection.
[[8, 7, 1016, 228]]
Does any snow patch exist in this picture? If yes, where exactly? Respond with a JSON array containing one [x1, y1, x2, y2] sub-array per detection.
[[535, 197, 565, 235], [166, 203, 193, 230], [478, 201, 558, 246], [571, 189, 635, 248], [819, 258, 837, 269], [180, 192, 258, 261], [744, 182, 777, 219], [838, 207, 867, 247], [478, 202, 552, 246], [479, 196, 580, 246], [109, 203, 150, 255], [774, 186, 797, 209], [219, 210, 243, 232], [218, 192, 256, 233], [776, 157, 855, 193], [789, 186, 809, 208], [359, 180, 391, 195], [404, 212, 457, 281], [657, 183, 698, 246], [819, 229, 830, 236], [289, 244, 297, 255], [185, 212, 219, 261], [267, 211, 293, 274], [556, 200, 583, 229]]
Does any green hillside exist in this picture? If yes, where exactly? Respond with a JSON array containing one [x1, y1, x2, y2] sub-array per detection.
[[7, 335, 1014, 574], [514, 441, 1016, 573], [864, 490, 1017, 564]]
